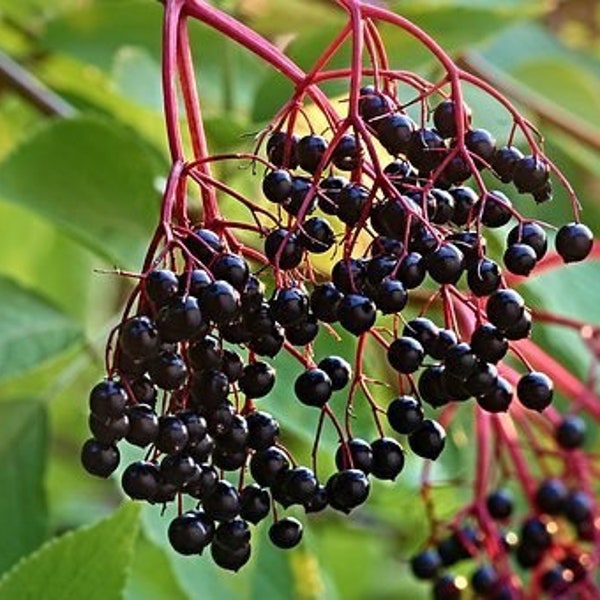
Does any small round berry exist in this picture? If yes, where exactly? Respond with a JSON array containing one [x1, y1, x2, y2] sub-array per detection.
[[156, 415, 189, 454], [89, 380, 128, 420], [433, 99, 471, 139], [564, 490, 593, 524], [359, 85, 390, 122], [503, 243, 537, 276], [372, 278, 408, 314], [269, 517, 303, 549], [332, 134, 361, 171], [203, 480, 241, 522], [449, 187, 477, 226], [326, 469, 370, 513], [408, 419, 446, 460], [337, 294, 376, 336], [210, 541, 251, 572], [168, 512, 211, 555], [402, 318, 439, 355], [332, 258, 367, 294], [397, 252, 426, 289], [246, 411, 279, 450], [336, 184, 369, 226], [298, 217, 335, 254], [387, 337, 424, 374], [213, 519, 251, 553], [239, 484, 270, 524], [239, 361, 276, 399], [262, 169, 293, 203], [507, 221, 547, 260], [477, 377, 513, 413], [555, 415, 586, 449], [264, 228, 304, 270], [444, 343, 477, 379], [486, 289, 525, 330], [465, 128, 496, 163], [426, 242, 464, 284], [297, 134, 328, 173], [211, 253, 249, 293], [250, 446, 289, 487], [119, 315, 160, 359], [318, 356, 352, 390], [121, 460, 159, 500], [535, 478, 568, 515], [88, 413, 129, 445], [471, 565, 499, 595], [486, 488, 514, 520], [267, 131, 298, 168], [185, 228, 224, 265], [433, 574, 467, 600], [294, 368, 332, 407], [517, 372, 553, 412], [467, 258, 501, 297], [465, 361, 498, 396], [387, 396, 424, 435], [126, 404, 159, 447], [512, 155, 550, 193], [418, 366, 449, 408], [80, 438, 119, 478], [521, 516, 553, 549], [145, 269, 179, 306], [148, 350, 188, 390], [491, 145, 524, 183], [377, 113, 416, 155], [335, 439, 373, 473], [156, 296, 203, 342], [280, 467, 318, 505], [407, 128, 446, 173], [426, 188, 455, 225], [271, 286, 309, 327], [370, 437, 405, 480], [410, 548, 442, 580], [202, 280, 240, 324], [481, 190, 513, 228], [310, 283, 342, 323], [429, 328, 458, 360], [470, 324, 508, 363], [555, 222, 593, 263]]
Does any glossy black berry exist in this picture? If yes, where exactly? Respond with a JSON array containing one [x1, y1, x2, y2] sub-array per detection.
[[370, 437, 405, 480], [433, 99, 470, 139], [521, 516, 553, 549], [88, 413, 129, 445], [318, 356, 351, 391], [445, 343, 477, 379], [80, 438, 119, 478], [269, 517, 303, 549], [465, 361, 498, 396], [555, 415, 586, 449], [262, 169, 293, 203], [517, 371, 553, 412], [309, 283, 342, 323], [250, 446, 289, 487], [318, 175, 347, 214], [156, 415, 189, 454], [149, 350, 188, 390], [507, 221, 547, 260], [491, 145, 523, 183], [89, 380, 128, 420], [264, 228, 304, 270], [304, 485, 328, 513], [271, 286, 309, 327], [246, 411, 279, 450], [410, 548, 441, 580], [326, 469, 370, 513], [210, 540, 251, 572], [297, 134, 328, 173], [359, 86, 390, 122], [471, 565, 499, 595], [486, 488, 514, 520], [481, 190, 513, 228], [337, 294, 376, 335], [503, 243, 537, 276], [294, 368, 332, 407], [465, 128, 496, 164], [121, 460, 159, 500], [280, 467, 318, 505], [433, 574, 466, 600], [267, 131, 298, 168], [387, 396, 424, 435], [377, 113, 415, 155], [470, 324, 508, 363], [477, 377, 513, 413], [298, 217, 335, 254], [449, 187, 477, 226], [332, 134, 361, 170], [332, 258, 366, 294], [335, 439, 373, 473], [408, 419, 446, 460], [156, 296, 203, 343], [387, 337, 424, 374], [185, 228, 224, 265], [203, 480, 241, 522], [555, 222, 593, 263], [337, 184, 369, 226], [467, 258, 501, 297], [211, 253, 249, 293], [512, 155, 549, 193], [145, 269, 179, 306], [429, 328, 458, 360], [372, 278, 408, 314], [407, 128, 446, 173], [486, 289, 525, 330], [168, 511, 211, 555], [202, 280, 240, 324], [125, 404, 159, 447], [397, 252, 426, 289], [535, 478, 567, 515], [239, 484, 270, 524], [427, 188, 455, 225], [418, 365, 449, 408], [564, 490, 593, 524], [239, 361, 276, 399]]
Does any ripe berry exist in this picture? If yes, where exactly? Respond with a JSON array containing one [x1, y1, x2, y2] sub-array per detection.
[[185, 228, 224, 265], [486, 289, 525, 330], [467, 258, 501, 297], [239, 361, 275, 399], [477, 377, 513, 413], [372, 278, 408, 314], [202, 280, 240, 323], [408, 419, 446, 460], [297, 134, 328, 173], [486, 488, 514, 520], [433, 99, 470, 139], [427, 242, 464, 284], [564, 490, 593, 524], [267, 131, 299, 168], [507, 221, 547, 259], [145, 269, 179, 306], [465, 361, 498, 396], [377, 113, 415, 155], [318, 175, 347, 214], [337, 184, 369, 226], [211, 253, 249, 292], [491, 145, 523, 182], [521, 516, 553, 549], [156, 415, 189, 454], [304, 485, 328, 513], [555, 415, 586, 449], [470, 324, 508, 363], [403, 317, 439, 355], [449, 187, 477, 226], [429, 328, 458, 360], [337, 294, 376, 335], [80, 438, 120, 478], [465, 128, 496, 164], [410, 548, 441, 579], [387, 337, 424, 374], [89, 380, 128, 420], [262, 169, 293, 203], [517, 371, 553, 411], [471, 565, 499, 595], [407, 128, 446, 173], [88, 413, 129, 445], [503, 310, 532, 340], [335, 439, 373, 473], [264, 228, 304, 270], [318, 356, 351, 390], [285, 316, 319, 346], [149, 350, 188, 390], [387, 396, 424, 434], [555, 222, 593, 263], [280, 467, 318, 505], [359, 86, 390, 122], [246, 411, 279, 450], [250, 447, 289, 487], [418, 365, 449, 408], [213, 519, 251, 553], [370, 437, 405, 480], [294, 368, 332, 407], [332, 134, 361, 171], [535, 478, 567, 515], [126, 404, 159, 447], [298, 217, 335, 254], [310, 283, 342, 323], [187, 464, 219, 499], [121, 460, 159, 500], [190, 369, 229, 407], [156, 296, 203, 342], [271, 286, 309, 327], [269, 517, 303, 549], [326, 469, 370, 513], [433, 574, 466, 600], [397, 252, 426, 288], [512, 155, 549, 193], [203, 480, 241, 521], [210, 540, 251, 572], [481, 190, 513, 228], [168, 511, 211, 555], [503, 243, 537, 276], [444, 343, 476, 379], [426, 188, 455, 225], [239, 484, 270, 524]]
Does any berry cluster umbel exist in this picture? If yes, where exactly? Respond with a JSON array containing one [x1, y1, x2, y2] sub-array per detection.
[[81, 0, 599, 595]]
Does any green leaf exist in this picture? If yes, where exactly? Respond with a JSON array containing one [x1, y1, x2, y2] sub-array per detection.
[[0, 116, 164, 268], [0, 401, 48, 573], [125, 533, 189, 600], [0, 276, 82, 383], [0, 502, 141, 600]]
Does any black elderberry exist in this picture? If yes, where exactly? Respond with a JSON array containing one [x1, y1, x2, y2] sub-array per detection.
[[377, 113, 415, 155], [283, 176, 317, 216], [337, 183, 369, 226], [89, 380, 128, 420], [507, 221, 547, 260], [512, 155, 549, 193], [337, 294, 376, 335], [187, 463, 219, 500], [491, 145, 523, 183], [318, 175, 347, 214], [371, 277, 407, 315], [521, 516, 552, 550], [160, 454, 198, 488], [335, 439, 373, 473], [239, 361, 276, 399], [433, 99, 471, 139], [442, 371, 471, 402], [418, 365, 449, 408], [156, 415, 189, 454], [332, 133, 361, 171], [212, 446, 247, 472], [370, 437, 405, 480], [564, 490, 593, 524], [555, 222, 593, 263], [264, 228, 304, 270], [470, 324, 508, 363], [408, 419, 446, 460], [206, 401, 236, 437], [467, 258, 501, 297], [126, 404, 159, 447], [403, 317, 439, 355], [168, 511, 212, 555], [121, 460, 159, 500], [477, 377, 513, 413], [246, 411, 279, 450], [203, 480, 241, 522], [211, 253, 249, 293], [383, 158, 413, 181], [262, 169, 293, 204], [471, 565, 499, 595], [294, 368, 332, 407], [80, 438, 120, 478], [410, 548, 442, 580], [202, 280, 240, 323], [185, 228, 224, 265], [297, 134, 328, 173], [182, 268, 212, 299], [503, 243, 537, 276], [486, 488, 514, 520], [269, 517, 303, 549], [449, 186, 477, 226], [266, 131, 298, 168], [271, 286, 309, 327], [214, 519, 251, 552], [540, 567, 570, 594], [145, 269, 179, 306], [486, 289, 525, 330], [409, 224, 438, 257], [331, 258, 367, 295], [445, 343, 477, 379], [556, 415, 586, 449], [304, 485, 328, 513], [465, 361, 498, 396], [366, 254, 397, 286], [448, 231, 483, 268], [310, 283, 342, 323], [241, 275, 265, 314], [397, 252, 426, 289], [156, 296, 203, 343], [407, 128, 446, 173], [432, 574, 466, 600], [517, 371, 553, 412], [250, 446, 289, 487], [387, 336, 424, 374], [129, 375, 157, 406], [426, 188, 455, 225], [187, 335, 222, 372], [88, 413, 129, 445], [437, 528, 480, 565], [387, 396, 424, 434], [280, 467, 318, 505], [190, 369, 230, 408], [149, 350, 188, 390], [210, 540, 251, 572], [481, 190, 513, 228], [358, 85, 390, 122], [465, 128, 496, 164], [318, 356, 351, 390], [298, 217, 335, 254], [535, 479, 567, 515], [515, 542, 544, 569], [239, 484, 271, 524], [326, 469, 370, 513], [285, 316, 319, 346], [429, 328, 458, 360], [189, 435, 215, 464]]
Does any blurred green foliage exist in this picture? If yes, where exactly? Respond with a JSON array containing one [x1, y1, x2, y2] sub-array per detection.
[[0, 0, 599, 598]]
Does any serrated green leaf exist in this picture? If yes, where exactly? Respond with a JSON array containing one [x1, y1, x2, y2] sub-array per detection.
[[0, 401, 48, 573], [0, 276, 82, 383], [0, 116, 164, 268], [0, 502, 140, 600]]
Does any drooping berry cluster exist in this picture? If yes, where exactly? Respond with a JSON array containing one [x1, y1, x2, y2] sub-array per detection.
[[81, 0, 599, 595]]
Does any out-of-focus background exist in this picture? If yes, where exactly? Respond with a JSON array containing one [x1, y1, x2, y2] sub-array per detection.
[[0, 0, 599, 598]]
